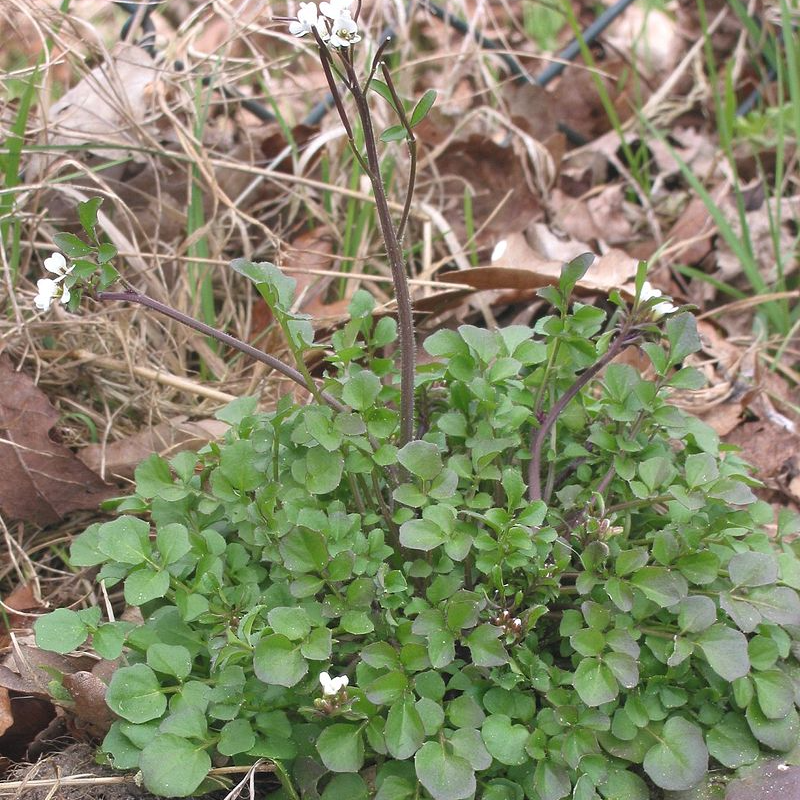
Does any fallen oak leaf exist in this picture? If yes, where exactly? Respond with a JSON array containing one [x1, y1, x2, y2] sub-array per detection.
[[439, 233, 638, 297], [0, 354, 115, 526]]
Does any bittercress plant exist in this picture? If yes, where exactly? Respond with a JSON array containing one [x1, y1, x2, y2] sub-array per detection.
[[35, 255, 800, 799]]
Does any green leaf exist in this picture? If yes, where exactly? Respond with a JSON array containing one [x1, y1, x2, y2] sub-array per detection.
[[160, 707, 208, 739], [696, 624, 750, 681], [106, 664, 167, 723], [746, 698, 800, 751], [752, 669, 795, 719], [157, 523, 191, 565], [124, 567, 170, 605], [397, 441, 443, 481], [218, 719, 255, 756], [728, 551, 778, 587], [375, 775, 415, 800], [604, 652, 639, 689], [139, 734, 211, 797], [69, 525, 107, 567], [747, 586, 800, 625], [642, 716, 708, 791], [410, 89, 437, 127], [630, 567, 687, 607], [97, 241, 117, 264], [253, 634, 307, 687], [448, 727, 491, 771], [466, 624, 508, 667], [342, 370, 382, 411], [34, 609, 89, 654], [380, 124, 407, 143], [534, 760, 571, 800], [705, 712, 759, 768], [601, 769, 649, 800], [267, 607, 311, 641], [147, 644, 192, 680], [369, 79, 400, 113], [305, 446, 344, 494], [665, 312, 701, 364], [220, 439, 262, 491], [616, 548, 649, 576], [399, 518, 445, 551], [415, 741, 476, 800], [365, 671, 409, 706], [301, 626, 332, 660], [317, 723, 365, 772], [214, 396, 257, 425], [677, 596, 717, 633], [559, 253, 594, 299], [53, 231, 92, 257], [573, 658, 618, 707], [279, 528, 329, 573], [459, 325, 499, 363], [230, 259, 295, 310], [135, 455, 185, 501], [362, 642, 401, 670], [676, 551, 720, 585], [322, 774, 369, 800], [97, 516, 152, 564], [481, 714, 529, 765], [384, 697, 425, 759], [93, 622, 132, 659], [102, 721, 142, 769], [78, 197, 103, 236]]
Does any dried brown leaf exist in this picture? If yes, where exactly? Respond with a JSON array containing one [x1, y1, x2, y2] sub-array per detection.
[[27, 43, 162, 180], [0, 355, 114, 526], [485, 231, 638, 294], [435, 135, 543, 244]]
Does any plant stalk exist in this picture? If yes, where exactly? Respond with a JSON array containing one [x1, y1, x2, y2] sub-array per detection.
[[342, 58, 417, 446]]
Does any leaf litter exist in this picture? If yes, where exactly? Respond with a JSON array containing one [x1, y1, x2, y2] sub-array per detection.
[[1, 0, 800, 797]]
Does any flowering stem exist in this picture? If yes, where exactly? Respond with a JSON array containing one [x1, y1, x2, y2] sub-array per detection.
[[342, 57, 416, 446], [97, 290, 343, 410]]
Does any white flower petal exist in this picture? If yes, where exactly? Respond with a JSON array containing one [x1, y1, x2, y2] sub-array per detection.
[[60, 284, 71, 305], [44, 252, 67, 275], [491, 240, 507, 262]]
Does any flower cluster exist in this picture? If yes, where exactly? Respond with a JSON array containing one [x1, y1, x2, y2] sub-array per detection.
[[289, 0, 361, 48], [314, 670, 350, 715], [34, 252, 73, 311]]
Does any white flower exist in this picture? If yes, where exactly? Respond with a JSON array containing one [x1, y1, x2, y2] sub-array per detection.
[[35, 251, 74, 310], [328, 14, 360, 47], [640, 280, 678, 317], [320, 0, 353, 18], [290, 2, 329, 39], [34, 278, 60, 311], [319, 671, 349, 696], [44, 251, 70, 276]]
